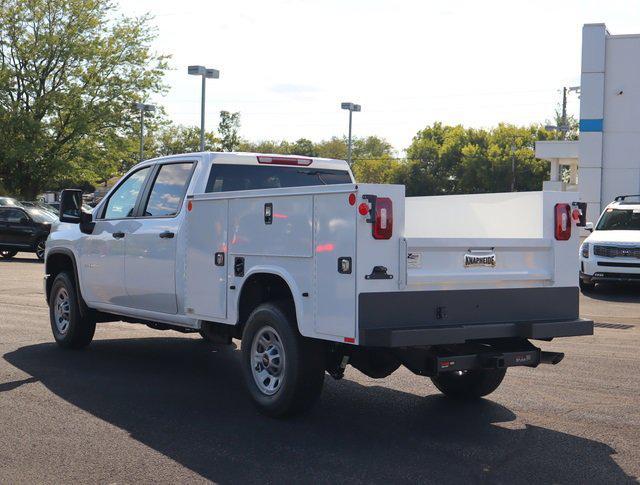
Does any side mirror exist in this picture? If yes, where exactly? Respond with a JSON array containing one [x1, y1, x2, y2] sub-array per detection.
[[59, 189, 83, 223], [585, 222, 594, 232], [19, 216, 30, 225]]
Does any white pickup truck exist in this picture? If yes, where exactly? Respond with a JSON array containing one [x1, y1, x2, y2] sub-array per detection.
[[45, 152, 593, 416]]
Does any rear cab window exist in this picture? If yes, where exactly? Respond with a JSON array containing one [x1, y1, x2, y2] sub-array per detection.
[[205, 164, 352, 193]]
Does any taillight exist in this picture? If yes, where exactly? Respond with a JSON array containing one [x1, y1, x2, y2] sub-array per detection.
[[373, 197, 393, 240], [555, 203, 571, 240]]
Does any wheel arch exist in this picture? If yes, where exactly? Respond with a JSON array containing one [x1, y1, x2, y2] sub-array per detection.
[[45, 248, 88, 315], [236, 267, 304, 334]]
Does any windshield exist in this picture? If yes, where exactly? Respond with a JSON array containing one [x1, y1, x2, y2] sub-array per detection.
[[596, 208, 640, 231], [26, 207, 58, 223]]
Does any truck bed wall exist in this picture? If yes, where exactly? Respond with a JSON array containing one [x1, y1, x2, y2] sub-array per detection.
[[405, 191, 543, 238]]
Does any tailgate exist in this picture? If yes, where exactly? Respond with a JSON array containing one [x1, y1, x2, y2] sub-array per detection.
[[403, 237, 554, 287]]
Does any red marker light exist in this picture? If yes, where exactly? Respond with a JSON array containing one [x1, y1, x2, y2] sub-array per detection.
[[348, 193, 356, 206], [187, 200, 193, 212], [358, 203, 369, 216]]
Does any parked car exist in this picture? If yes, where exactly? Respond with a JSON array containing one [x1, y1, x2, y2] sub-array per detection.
[[20, 201, 58, 214], [580, 194, 640, 290], [0, 206, 57, 261], [46, 201, 93, 213], [44, 152, 592, 417], [0, 196, 24, 207]]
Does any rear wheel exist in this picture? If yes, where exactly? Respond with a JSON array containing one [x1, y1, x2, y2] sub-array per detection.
[[35, 239, 46, 261], [241, 302, 325, 417], [431, 368, 507, 399], [0, 250, 17, 259], [49, 272, 96, 349]]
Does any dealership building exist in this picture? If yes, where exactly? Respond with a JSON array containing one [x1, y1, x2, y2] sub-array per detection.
[[536, 23, 640, 223]]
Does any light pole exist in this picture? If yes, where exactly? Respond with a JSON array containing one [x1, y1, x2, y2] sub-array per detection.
[[510, 144, 517, 192], [188, 65, 220, 151], [133, 102, 155, 162], [341, 102, 361, 164]]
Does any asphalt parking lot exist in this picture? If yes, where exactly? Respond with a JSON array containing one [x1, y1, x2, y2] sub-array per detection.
[[1, 254, 639, 484]]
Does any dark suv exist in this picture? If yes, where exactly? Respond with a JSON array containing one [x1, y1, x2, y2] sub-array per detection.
[[0, 206, 57, 261]]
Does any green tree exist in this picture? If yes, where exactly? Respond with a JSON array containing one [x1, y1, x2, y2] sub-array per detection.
[[401, 122, 557, 196], [218, 111, 241, 152], [152, 124, 219, 158], [0, 0, 168, 197]]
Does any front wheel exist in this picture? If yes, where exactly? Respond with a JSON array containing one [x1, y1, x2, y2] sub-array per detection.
[[0, 250, 17, 259], [431, 368, 507, 399], [49, 272, 96, 349], [241, 302, 325, 417]]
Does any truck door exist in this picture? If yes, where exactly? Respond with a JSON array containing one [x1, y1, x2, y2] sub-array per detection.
[[81, 166, 152, 306], [124, 161, 195, 314], [184, 198, 228, 320]]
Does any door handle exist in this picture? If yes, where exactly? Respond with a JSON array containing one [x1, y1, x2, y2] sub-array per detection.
[[159, 231, 175, 239], [112, 231, 125, 239]]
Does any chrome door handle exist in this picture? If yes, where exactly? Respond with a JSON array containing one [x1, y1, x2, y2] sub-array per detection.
[[112, 231, 125, 239], [159, 231, 175, 239]]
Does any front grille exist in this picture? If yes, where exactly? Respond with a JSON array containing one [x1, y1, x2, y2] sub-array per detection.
[[593, 245, 640, 258], [593, 272, 640, 280]]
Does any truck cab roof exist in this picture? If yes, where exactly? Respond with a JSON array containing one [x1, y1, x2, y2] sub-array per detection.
[[137, 151, 352, 173]]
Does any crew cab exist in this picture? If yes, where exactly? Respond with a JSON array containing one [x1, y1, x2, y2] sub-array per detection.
[[44, 152, 593, 416], [580, 194, 640, 290]]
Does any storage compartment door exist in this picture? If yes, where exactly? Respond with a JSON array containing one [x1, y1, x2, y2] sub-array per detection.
[[313, 193, 356, 339], [185, 199, 228, 320]]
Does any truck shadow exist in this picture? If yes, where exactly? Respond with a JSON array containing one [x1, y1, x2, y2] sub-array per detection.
[[4, 337, 635, 484]]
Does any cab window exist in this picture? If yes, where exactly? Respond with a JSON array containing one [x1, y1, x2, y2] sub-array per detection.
[[103, 167, 151, 219], [142, 162, 194, 217], [205, 164, 352, 193]]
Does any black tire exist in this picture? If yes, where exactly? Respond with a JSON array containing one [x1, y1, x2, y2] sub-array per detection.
[[49, 272, 96, 349], [0, 250, 17, 259], [431, 368, 507, 399], [241, 302, 325, 417], [35, 239, 46, 261], [579, 279, 595, 292]]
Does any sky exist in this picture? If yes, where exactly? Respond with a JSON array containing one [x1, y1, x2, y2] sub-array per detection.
[[118, 0, 640, 154]]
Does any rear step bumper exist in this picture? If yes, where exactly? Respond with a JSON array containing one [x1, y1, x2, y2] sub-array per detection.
[[360, 318, 594, 347], [432, 347, 564, 374]]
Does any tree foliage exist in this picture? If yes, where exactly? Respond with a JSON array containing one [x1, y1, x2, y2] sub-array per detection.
[[0, 0, 168, 197], [152, 124, 219, 158], [357, 123, 561, 196], [218, 110, 240, 152]]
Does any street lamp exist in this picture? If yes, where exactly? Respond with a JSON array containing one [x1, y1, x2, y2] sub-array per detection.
[[341, 102, 361, 164], [133, 102, 155, 162], [188, 65, 220, 152]]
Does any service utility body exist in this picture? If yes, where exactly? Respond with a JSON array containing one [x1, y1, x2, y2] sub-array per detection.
[[45, 152, 593, 416]]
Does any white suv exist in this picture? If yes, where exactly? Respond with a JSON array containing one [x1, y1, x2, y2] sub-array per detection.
[[580, 195, 640, 290]]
